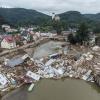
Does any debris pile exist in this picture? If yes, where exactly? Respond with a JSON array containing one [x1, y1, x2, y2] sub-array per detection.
[[92, 46, 100, 51], [1, 45, 100, 96]]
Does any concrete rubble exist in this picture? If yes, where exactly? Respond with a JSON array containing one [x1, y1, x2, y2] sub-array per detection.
[[92, 46, 100, 51], [0, 45, 100, 96]]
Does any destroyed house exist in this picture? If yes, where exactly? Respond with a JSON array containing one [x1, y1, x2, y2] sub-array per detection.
[[5, 54, 29, 67]]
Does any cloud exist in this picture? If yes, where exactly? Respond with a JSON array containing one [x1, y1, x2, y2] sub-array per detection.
[[0, 0, 100, 15]]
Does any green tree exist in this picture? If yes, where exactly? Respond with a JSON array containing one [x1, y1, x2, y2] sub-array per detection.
[[76, 23, 89, 44], [93, 25, 100, 34]]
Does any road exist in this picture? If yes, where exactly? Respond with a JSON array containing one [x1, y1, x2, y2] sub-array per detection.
[[0, 38, 49, 57]]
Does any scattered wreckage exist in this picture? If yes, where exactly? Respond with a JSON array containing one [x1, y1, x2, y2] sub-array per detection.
[[0, 45, 100, 96]]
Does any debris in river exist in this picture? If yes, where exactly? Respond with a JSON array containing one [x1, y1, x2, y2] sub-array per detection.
[[82, 70, 92, 81], [28, 83, 35, 92], [26, 71, 41, 81], [0, 74, 8, 88]]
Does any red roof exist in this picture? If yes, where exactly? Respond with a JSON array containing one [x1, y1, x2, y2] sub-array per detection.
[[4, 36, 15, 43]]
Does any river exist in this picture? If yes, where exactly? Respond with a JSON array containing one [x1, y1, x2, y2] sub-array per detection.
[[2, 79, 100, 100], [1, 41, 100, 100], [33, 41, 65, 59]]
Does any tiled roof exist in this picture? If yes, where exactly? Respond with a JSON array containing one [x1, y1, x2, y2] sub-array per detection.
[[4, 36, 14, 43]]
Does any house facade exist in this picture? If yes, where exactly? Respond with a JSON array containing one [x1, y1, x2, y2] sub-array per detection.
[[1, 36, 16, 49]]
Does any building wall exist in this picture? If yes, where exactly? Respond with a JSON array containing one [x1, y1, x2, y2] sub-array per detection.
[[1, 39, 16, 49]]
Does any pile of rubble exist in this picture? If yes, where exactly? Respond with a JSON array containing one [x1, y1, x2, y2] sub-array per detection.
[[1, 45, 100, 96]]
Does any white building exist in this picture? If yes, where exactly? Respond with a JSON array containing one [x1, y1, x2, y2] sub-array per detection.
[[1, 36, 16, 49], [2, 25, 10, 29]]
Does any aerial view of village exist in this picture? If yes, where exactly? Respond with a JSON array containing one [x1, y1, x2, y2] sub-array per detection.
[[0, 0, 100, 100]]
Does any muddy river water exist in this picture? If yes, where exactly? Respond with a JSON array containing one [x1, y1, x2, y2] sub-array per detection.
[[2, 41, 100, 100], [2, 79, 100, 100], [33, 41, 65, 59]]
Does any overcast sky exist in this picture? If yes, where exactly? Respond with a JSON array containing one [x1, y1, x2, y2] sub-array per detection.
[[0, 0, 100, 15]]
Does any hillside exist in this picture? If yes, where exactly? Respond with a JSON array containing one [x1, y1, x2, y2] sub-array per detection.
[[0, 8, 100, 28], [58, 11, 100, 29], [0, 15, 7, 25], [59, 11, 88, 23], [84, 13, 100, 22], [0, 8, 50, 26]]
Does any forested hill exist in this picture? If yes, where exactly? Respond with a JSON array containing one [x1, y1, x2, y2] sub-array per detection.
[[59, 11, 100, 28], [0, 14, 7, 25], [0, 8, 50, 26], [0, 8, 100, 28]]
